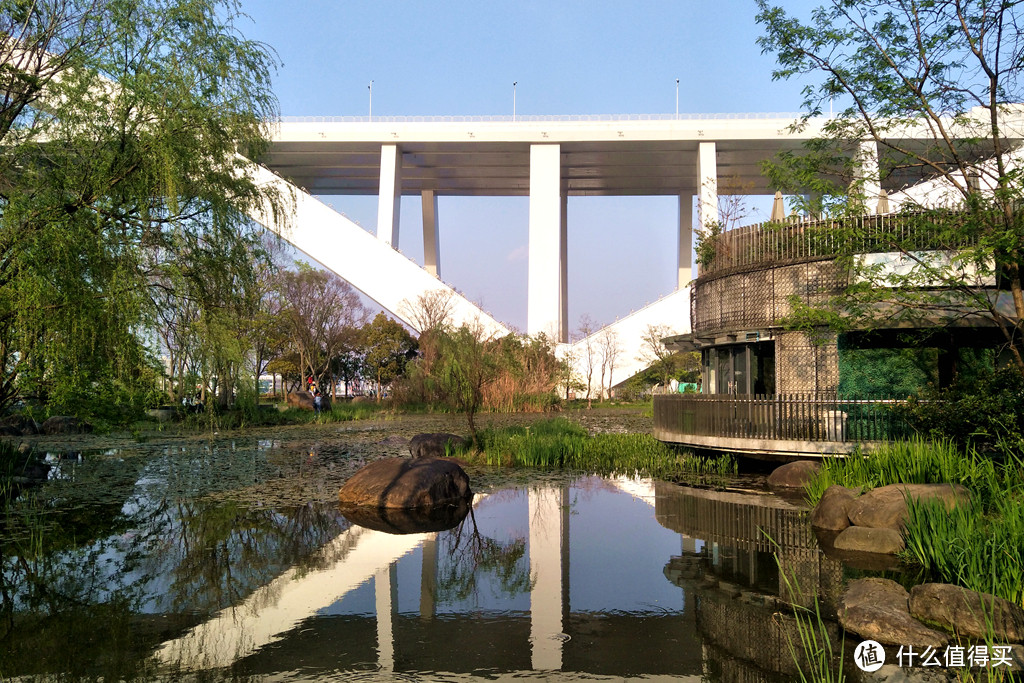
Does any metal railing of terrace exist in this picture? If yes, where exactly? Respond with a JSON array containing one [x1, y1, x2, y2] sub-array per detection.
[[700, 212, 979, 277], [653, 393, 913, 445]]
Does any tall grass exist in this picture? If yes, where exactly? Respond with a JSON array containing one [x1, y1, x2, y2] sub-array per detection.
[[769, 535, 845, 683], [474, 417, 737, 482], [903, 495, 1024, 608], [804, 438, 1004, 507]]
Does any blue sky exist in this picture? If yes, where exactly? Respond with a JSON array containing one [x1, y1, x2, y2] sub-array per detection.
[[241, 1, 817, 333]]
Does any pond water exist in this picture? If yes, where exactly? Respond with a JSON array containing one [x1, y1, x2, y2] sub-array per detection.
[[0, 430, 852, 681]]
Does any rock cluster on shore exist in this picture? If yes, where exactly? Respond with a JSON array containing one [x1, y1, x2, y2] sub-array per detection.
[[840, 577, 1024, 658], [811, 482, 970, 554]]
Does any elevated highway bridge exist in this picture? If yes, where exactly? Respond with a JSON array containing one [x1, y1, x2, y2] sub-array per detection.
[[250, 113, 1010, 388]]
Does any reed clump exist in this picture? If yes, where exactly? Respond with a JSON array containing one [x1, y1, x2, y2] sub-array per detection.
[[804, 438, 1006, 508], [903, 494, 1024, 608], [473, 417, 737, 482], [804, 437, 1024, 608]]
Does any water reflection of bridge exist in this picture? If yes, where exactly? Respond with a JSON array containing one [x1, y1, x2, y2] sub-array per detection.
[[151, 480, 842, 680], [154, 484, 704, 678]]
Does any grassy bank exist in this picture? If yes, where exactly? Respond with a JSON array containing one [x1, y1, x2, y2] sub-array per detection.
[[471, 417, 736, 484], [804, 438, 1024, 607]]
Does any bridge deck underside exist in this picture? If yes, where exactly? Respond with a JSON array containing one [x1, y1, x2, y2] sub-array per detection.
[[261, 125, 1000, 198]]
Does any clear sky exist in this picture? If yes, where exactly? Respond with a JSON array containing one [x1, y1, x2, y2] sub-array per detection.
[[240, 0, 817, 334]]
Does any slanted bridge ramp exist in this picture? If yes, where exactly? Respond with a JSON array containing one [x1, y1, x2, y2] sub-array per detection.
[[246, 161, 509, 338]]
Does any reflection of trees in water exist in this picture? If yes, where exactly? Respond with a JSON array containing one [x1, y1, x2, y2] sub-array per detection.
[[134, 500, 348, 615], [433, 509, 532, 603], [0, 456, 348, 679]]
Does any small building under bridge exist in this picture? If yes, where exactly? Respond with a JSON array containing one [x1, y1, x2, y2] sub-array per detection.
[[653, 153, 1024, 458]]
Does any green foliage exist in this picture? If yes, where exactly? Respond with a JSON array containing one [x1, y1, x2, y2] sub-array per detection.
[[804, 436, 1024, 608], [837, 344, 937, 397], [276, 264, 365, 392], [360, 313, 417, 397], [897, 368, 1024, 457], [804, 438, 1005, 508], [903, 495, 1024, 608], [395, 325, 560, 439], [474, 417, 737, 483], [755, 1, 1024, 373], [695, 219, 722, 269], [0, 0, 281, 422]]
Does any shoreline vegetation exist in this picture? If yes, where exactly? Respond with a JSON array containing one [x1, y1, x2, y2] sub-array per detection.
[[806, 439, 1024, 610]]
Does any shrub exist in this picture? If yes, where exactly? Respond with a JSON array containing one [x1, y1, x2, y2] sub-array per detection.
[[897, 368, 1024, 456]]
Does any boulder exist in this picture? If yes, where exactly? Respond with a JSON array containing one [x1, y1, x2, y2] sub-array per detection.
[[0, 414, 39, 436], [810, 485, 857, 530], [39, 416, 92, 435], [767, 460, 820, 489], [842, 577, 910, 613], [909, 583, 1024, 643], [814, 528, 904, 572], [847, 483, 971, 530], [286, 391, 322, 411], [839, 578, 948, 648], [338, 456, 472, 509], [409, 433, 468, 459], [833, 525, 905, 554]]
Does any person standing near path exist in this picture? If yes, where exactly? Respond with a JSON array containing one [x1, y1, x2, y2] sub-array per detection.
[[314, 391, 322, 414]]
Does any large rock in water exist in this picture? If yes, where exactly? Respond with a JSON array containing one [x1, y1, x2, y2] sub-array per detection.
[[832, 525, 905, 554], [910, 583, 1024, 643], [766, 460, 820, 489], [810, 485, 857, 531], [839, 578, 948, 648], [0, 414, 39, 436], [338, 457, 472, 509], [409, 433, 467, 458], [847, 483, 971, 529]]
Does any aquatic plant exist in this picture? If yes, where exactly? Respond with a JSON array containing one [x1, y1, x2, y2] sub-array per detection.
[[768, 535, 845, 683], [804, 438, 1005, 508], [473, 418, 737, 482], [805, 437, 1024, 609], [903, 495, 1024, 608]]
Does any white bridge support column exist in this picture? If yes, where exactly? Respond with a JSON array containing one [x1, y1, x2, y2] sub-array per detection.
[[678, 194, 693, 287], [528, 144, 563, 341], [857, 140, 881, 214], [529, 485, 569, 671], [422, 189, 440, 277], [698, 142, 718, 231], [377, 144, 403, 247], [559, 193, 569, 343]]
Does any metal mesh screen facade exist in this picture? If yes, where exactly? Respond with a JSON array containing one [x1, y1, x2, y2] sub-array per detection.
[[692, 259, 846, 336]]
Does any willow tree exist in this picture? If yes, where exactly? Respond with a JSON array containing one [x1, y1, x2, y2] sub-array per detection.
[[0, 0, 280, 416], [756, 0, 1024, 373]]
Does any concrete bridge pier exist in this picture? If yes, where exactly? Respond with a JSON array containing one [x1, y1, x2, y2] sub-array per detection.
[[422, 189, 441, 278], [377, 144, 403, 248], [528, 144, 567, 342], [678, 194, 694, 289]]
